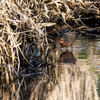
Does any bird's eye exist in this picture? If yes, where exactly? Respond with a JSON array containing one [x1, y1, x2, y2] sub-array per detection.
[[60, 38, 64, 43]]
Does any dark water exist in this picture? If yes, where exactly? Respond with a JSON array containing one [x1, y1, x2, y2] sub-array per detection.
[[0, 37, 100, 100]]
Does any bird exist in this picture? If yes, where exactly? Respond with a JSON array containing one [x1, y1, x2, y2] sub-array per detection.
[[59, 31, 76, 48]]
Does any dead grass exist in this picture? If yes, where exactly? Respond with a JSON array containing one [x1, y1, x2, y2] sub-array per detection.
[[0, 0, 100, 84]]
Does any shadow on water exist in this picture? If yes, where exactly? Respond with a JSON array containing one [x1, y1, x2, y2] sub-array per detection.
[[1, 37, 100, 100], [59, 50, 76, 64]]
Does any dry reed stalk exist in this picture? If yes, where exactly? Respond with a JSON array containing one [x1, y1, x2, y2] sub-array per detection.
[[0, 0, 100, 84], [0, 0, 47, 82], [5, 67, 9, 85]]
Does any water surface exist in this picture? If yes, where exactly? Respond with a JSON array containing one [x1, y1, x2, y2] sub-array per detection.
[[0, 37, 100, 100]]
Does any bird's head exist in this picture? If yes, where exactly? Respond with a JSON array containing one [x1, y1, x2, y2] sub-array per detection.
[[59, 38, 64, 44]]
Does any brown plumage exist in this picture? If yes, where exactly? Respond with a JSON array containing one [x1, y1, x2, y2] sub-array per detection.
[[59, 31, 76, 47]]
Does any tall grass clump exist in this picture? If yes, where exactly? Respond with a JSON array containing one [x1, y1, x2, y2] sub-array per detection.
[[0, 0, 46, 84], [0, 0, 100, 85]]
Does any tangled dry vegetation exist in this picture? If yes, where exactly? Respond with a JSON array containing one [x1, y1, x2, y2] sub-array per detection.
[[0, 0, 100, 84]]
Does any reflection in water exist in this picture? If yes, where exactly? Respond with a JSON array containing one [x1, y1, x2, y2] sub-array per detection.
[[0, 38, 100, 100], [59, 50, 76, 64]]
